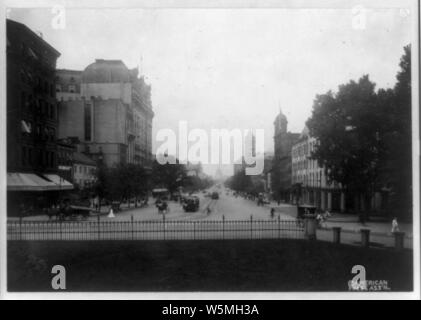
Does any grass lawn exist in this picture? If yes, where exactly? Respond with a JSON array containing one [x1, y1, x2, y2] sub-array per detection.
[[7, 240, 413, 292]]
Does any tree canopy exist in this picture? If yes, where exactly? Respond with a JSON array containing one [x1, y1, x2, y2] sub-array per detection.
[[306, 45, 412, 218]]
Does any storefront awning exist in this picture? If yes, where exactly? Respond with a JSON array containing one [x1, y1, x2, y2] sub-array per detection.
[[7, 173, 73, 191], [43, 174, 73, 190]]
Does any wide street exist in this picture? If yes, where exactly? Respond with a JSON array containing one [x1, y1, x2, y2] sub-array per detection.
[[7, 187, 413, 249]]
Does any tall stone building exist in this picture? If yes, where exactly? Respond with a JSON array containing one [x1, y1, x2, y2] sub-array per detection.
[[56, 59, 154, 168], [272, 109, 299, 202], [6, 19, 73, 216], [291, 126, 345, 211]]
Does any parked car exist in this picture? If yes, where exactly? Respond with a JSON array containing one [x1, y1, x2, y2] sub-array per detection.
[[211, 192, 219, 200], [182, 196, 200, 212], [297, 205, 317, 219]]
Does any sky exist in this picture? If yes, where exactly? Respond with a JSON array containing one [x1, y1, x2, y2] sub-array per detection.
[[7, 3, 413, 176]]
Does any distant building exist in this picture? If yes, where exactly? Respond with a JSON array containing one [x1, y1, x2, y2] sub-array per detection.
[[262, 153, 274, 195], [73, 152, 97, 189], [55, 69, 81, 101], [214, 166, 225, 182], [6, 19, 73, 216], [57, 138, 76, 184], [56, 59, 154, 168], [272, 109, 299, 202]]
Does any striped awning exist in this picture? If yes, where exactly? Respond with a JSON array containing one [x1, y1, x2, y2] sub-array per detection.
[[7, 173, 73, 191], [43, 174, 73, 190]]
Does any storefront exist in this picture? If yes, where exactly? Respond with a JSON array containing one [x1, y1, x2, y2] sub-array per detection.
[[7, 172, 73, 216]]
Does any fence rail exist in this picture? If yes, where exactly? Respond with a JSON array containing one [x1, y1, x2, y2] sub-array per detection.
[[7, 218, 305, 241]]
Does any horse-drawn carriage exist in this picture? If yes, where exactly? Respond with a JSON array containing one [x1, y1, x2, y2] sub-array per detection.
[[47, 204, 92, 221]]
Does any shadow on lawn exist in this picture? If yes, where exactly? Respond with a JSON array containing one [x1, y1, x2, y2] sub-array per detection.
[[7, 239, 413, 292]]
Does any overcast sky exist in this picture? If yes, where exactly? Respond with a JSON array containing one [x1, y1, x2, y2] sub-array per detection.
[[8, 3, 413, 176]]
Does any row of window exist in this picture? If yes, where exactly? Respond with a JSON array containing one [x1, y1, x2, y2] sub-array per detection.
[[21, 120, 56, 142], [56, 84, 77, 93], [292, 171, 323, 187], [57, 151, 73, 166], [20, 69, 55, 98], [75, 179, 95, 189], [21, 146, 55, 169], [292, 140, 318, 158], [21, 91, 56, 120], [74, 165, 95, 175], [292, 159, 320, 172]]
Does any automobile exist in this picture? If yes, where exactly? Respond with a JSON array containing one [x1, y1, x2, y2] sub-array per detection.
[[211, 192, 219, 200], [182, 196, 200, 212], [297, 205, 317, 219]]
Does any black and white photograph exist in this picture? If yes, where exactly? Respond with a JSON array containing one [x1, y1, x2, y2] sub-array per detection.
[[0, 0, 419, 300]]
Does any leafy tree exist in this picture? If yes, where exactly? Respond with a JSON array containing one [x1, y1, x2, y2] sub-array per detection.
[[93, 163, 149, 205], [306, 45, 412, 220], [377, 45, 412, 219], [226, 169, 253, 193], [151, 155, 187, 193], [306, 75, 382, 219]]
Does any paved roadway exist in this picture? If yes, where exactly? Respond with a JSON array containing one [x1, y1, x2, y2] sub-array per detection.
[[7, 187, 413, 248]]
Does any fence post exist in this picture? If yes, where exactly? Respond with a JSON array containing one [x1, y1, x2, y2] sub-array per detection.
[[394, 231, 405, 250], [304, 213, 317, 240], [97, 214, 100, 240], [60, 218, 63, 241], [360, 229, 370, 248], [163, 212, 166, 240], [250, 215, 253, 239], [131, 215, 134, 240], [222, 215, 225, 240], [19, 216, 22, 240], [332, 227, 341, 244]]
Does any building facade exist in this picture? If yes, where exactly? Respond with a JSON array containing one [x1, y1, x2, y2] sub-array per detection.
[[6, 19, 73, 216], [291, 126, 386, 214], [272, 109, 300, 202], [73, 152, 97, 189], [291, 126, 346, 212], [56, 59, 154, 168]]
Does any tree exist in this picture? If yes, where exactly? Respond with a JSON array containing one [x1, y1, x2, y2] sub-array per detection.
[[306, 45, 412, 220], [226, 169, 253, 193], [306, 75, 383, 219], [151, 155, 187, 193], [377, 45, 412, 219], [93, 163, 149, 205]]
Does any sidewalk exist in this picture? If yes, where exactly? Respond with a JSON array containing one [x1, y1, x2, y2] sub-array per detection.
[[267, 201, 413, 238]]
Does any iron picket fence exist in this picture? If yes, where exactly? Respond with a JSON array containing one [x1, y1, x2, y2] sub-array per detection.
[[7, 216, 305, 241]]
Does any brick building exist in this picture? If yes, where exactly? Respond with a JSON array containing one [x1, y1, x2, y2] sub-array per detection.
[[6, 19, 73, 216]]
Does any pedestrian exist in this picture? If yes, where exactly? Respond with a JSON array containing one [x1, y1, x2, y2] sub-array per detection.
[[391, 217, 400, 233], [316, 213, 322, 227], [94, 196, 100, 211], [270, 207, 275, 219]]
